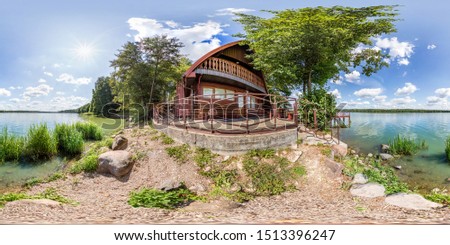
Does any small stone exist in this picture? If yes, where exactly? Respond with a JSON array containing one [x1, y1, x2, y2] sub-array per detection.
[[367, 153, 373, 158], [352, 173, 368, 185], [350, 183, 385, 198], [158, 179, 182, 191], [379, 153, 394, 161], [350, 150, 357, 155], [394, 165, 402, 170], [223, 155, 230, 161], [332, 143, 348, 157], [112, 135, 128, 151], [189, 184, 206, 194], [286, 150, 303, 163], [380, 144, 390, 153]]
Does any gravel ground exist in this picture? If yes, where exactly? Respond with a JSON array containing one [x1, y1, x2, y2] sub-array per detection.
[[1, 127, 449, 224]]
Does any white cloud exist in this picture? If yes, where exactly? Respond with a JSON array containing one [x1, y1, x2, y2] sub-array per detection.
[[38, 78, 47, 83], [53, 63, 62, 68], [375, 37, 414, 66], [9, 86, 22, 90], [165, 21, 178, 28], [56, 73, 92, 85], [395, 82, 418, 96], [23, 84, 53, 98], [0, 88, 11, 97], [212, 8, 255, 16], [44, 71, 53, 77], [427, 96, 447, 106], [56, 91, 65, 95], [344, 71, 361, 84], [329, 89, 341, 99], [373, 95, 387, 102], [9, 98, 22, 103], [50, 96, 90, 110], [127, 17, 225, 61], [427, 44, 437, 50], [354, 88, 383, 98], [391, 96, 416, 105], [435, 88, 450, 98]]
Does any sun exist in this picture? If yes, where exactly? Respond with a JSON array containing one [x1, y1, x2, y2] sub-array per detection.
[[72, 42, 97, 60]]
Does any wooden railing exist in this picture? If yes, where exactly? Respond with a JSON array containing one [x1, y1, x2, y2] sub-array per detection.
[[198, 57, 265, 90]]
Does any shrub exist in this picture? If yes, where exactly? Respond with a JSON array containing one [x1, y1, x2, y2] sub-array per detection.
[[445, 136, 450, 162], [0, 127, 25, 163], [74, 122, 103, 140], [70, 152, 99, 174], [128, 186, 197, 209], [165, 144, 191, 163], [388, 135, 428, 156], [25, 124, 57, 161], [55, 124, 84, 156]]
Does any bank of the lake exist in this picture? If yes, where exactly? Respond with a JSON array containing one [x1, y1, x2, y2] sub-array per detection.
[[339, 112, 450, 192], [0, 113, 123, 191]]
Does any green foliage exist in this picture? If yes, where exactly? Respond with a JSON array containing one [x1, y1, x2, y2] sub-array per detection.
[[425, 190, 450, 205], [445, 136, 450, 162], [89, 76, 118, 116], [0, 127, 25, 163], [235, 6, 398, 95], [25, 124, 57, 161], [246, 149, 275, 159], [194, 148, 217, 168], [0, 188, 76, 207], [128, 186, 197, 209], [342, 157, 409, 195], [388, 135, 428, 156], [55, 124, 84, 156], [165, 144, 191, 163], [160, 134, 175, 145], [74, 122, 103, 141], [300, 87, 337, 130], [69, 138, 111, 174]]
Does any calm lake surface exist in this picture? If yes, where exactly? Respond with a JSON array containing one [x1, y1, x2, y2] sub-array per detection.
[[0, 113, 83, 191], [339, 112, 450, 191]]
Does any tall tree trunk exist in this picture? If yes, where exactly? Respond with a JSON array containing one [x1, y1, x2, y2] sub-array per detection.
[[149, 61, 159, 105], [307, 70, 312, 95]]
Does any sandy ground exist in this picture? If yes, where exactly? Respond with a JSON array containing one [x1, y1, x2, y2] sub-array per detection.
[[1, 127, 449, 224]]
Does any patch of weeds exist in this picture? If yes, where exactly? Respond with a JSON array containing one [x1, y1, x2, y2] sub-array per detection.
[[161, 134, 175, 145], [25, 124, 58, 161], [388, 134, 428, 156], [445, 136, 450, 163], [24, 172, 66, 188], [128, 185, 198, 209], [132, 151, 147, 161], [0, 188, 77, 207], [425, 189, 450, 205], [165, 144, 191, 163], [208, 186, 252, 203], [356, 206, 367, 212], [296, 138, 303, 145], [70, 138, 112, 174], [194, 148, 217, 168], [291, 165, 307, 177], [321, 147, 332, 157], [246, 149, 275, 159], [363, 166, 409, 195]]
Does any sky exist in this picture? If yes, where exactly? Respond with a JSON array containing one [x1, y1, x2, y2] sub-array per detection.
[[0, 0, 449, 111]]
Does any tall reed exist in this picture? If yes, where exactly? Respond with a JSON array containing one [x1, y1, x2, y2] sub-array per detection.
[[25, 124, 58, 161], [0, 127, 25, 163], [54, 124, 84, 156], [74, 122, 103, 141], [445, 136, 450, 162], [388, 135, 428, 156]]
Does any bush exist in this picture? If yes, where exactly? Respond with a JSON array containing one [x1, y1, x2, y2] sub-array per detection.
[[74, 122, 103, 141], [166, 144, 191, 163], [388, 135, 428, 156], [0, 127, 25, 163], [445, 136, 450, 162], [70, 152, 99, 174], [55, 124, 84, 156], [25, 124, 57, 161], [128, 186, 197, 209]]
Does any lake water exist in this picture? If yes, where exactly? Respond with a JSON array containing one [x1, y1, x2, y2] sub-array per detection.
[[339, 112, 450, 191], [0, 113, 83, 191]]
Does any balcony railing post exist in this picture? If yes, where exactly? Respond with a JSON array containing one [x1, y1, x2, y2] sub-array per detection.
[[210, 96, 214, 133], [245, 92, 249, 134], [273, 96, 277, 130]]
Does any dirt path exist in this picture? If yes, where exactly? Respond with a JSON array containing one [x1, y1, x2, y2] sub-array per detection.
[[1, 127, 449, 224]]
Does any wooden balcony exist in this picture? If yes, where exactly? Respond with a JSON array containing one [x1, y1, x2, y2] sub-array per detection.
[[197, 57, 265, 92]]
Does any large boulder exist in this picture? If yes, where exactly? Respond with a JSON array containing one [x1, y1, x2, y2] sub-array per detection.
[[6, 199, 62, 208], [379, 153, 394, 161], [324, 158, 344, 178], [350, 183, 385, 198], [112, 135, 128, 151], [385, 193, 443, 210], [97, 151, 133, 177], [286, 150, 303, 163], [331, 142, 348, 157]]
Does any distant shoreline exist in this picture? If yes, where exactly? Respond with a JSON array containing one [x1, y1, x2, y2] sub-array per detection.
[[343, 109, 450, 113]]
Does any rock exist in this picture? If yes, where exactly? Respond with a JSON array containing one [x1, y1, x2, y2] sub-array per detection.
[[6, 199, 62, 208], [350, 183, 385, 198], [350, 150, 357, 155], [287, 150, 303, 163], [182, 200, 241, 212], [385, 193, 443, 210], [189, 184, 206, 194], [97, 151, 133, 177], [223, 155, 230, 161], [158, 179, 182, 191], [379, 153, 394, 161], [352, 173, 368, 185], [446, 178, 450, 183], [331, 142, 348, 157], [394, 165, 402, 170], [380, 144, 390, 153], [324, 158, 344, 178], [112, 135, 128, 151], [367, 153, 373, 158]]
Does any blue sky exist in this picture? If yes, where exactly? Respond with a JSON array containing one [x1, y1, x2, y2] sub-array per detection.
[[0, 0, 449, 111]]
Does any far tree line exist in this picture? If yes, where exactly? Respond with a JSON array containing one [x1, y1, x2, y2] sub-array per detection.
[[78, 5, 399, 128]]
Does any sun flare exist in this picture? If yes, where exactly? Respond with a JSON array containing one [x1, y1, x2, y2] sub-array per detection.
[[72, 42, 97, 60]]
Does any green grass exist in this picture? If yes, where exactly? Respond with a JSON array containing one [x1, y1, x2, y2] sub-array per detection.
[[128, 185, 198, 209], [165, 144, 191, 163], [194, 148, 217, 168], [55, 124, 84, 156], [445, 136, 450, 163], [0, 127, 25, 163], [388, 135, 428, 156], [74, 122, 103, 141], [342, 157, 409, 195], [0, 188, 76, 208], [425, 190, 450, 206], [69, 138, 112, 174], [160, 134, 175, 145], [25, 124, 58, 161]]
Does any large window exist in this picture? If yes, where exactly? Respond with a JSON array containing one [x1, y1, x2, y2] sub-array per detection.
[[203, 88, 213, 98], [215, 88, 225, 99], [225, 90, 234, 100], [247, 97, 256, 109], [203, 87, 235, 100]]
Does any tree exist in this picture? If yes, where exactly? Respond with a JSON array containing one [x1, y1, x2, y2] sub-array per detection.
[[235, 6, 399, 95], [90, 76, 117, 117]]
